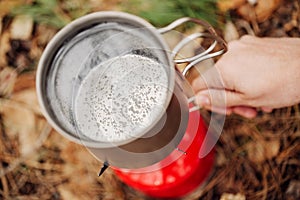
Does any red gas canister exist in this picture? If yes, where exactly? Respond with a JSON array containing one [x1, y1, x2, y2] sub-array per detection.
[[114, 109, 214, 198]]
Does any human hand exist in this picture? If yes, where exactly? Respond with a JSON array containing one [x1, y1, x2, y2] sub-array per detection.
[[192, 35, 300, 118]]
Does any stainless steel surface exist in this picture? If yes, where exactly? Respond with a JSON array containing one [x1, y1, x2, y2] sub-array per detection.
[[36, 11, 227, 169], [36, 11, 175, 147]]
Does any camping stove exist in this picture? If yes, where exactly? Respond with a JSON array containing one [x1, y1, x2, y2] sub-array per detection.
[[113, 105, 215, 198], [36, 11, 227, 199]]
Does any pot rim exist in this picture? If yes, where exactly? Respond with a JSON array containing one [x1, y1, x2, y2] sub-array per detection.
[[36, 11, 176, 148]]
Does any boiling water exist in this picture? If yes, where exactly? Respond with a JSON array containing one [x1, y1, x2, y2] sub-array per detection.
[[46, 22, 172, 141], [74, 54, 169, 143]]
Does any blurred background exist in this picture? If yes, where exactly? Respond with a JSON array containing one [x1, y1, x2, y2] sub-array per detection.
[[0, 0, 299, 199]]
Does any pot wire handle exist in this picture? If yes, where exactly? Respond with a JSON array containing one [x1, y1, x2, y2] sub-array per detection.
[[158, 17, 227, 112]]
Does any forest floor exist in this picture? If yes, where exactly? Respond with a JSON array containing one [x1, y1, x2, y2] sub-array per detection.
[[0, 0, 300, 199]]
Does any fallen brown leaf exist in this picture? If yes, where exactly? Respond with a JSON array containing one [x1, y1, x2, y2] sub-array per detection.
[[1, 175, 9, 199], [224, 20, 240, 42], [0, 16, 2, 36], [264, 139, 280, 160], [237, 3, 256, 23], [10, 15, 34, 40], [246, 138, 280, 163], [237, 0, 282, 23], [58, 185, 81, 200], [29, 39, 44, 61], [255, 0, 282, 22], [0, 31, 11, 67], [35, 25, 57, 47], [13, 72, 36, 92], [246, 140, 265, 163], [12, 88, 41, 116], [217, 0, 246, 13], [0, 0, 24, 18], [1, 103, 37, 155], [0, 67, 17, 97], [220, 193, 246, 200]]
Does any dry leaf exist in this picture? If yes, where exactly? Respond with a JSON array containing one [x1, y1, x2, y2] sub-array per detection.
[[27, 25, 57, 61], [0, 0, 24, 17], [217, 0, 246, 12], [247, 140, 265, 163], [58, 184, 81, 200], [264, 139, 280, 160], [0, 16, 2, 36], [12, 88, 42, 116], [255, 0, 282, 22], [246, 139, 280, 163], [60, 162, 102, 199], [18, 116, 38, 156], [0, 31, 11, 66], [0, 78, 44, 156], [61, 142, 99, 176], [220, 193, 246, 200], [216, 148, 227, 166], [235, 19, 255, 35], [224, 20, 240, 42], [13, 72, 36, 92], [237, 0, 282, 22], [0, 67, 17, 97], [36, 25, 57, 46], [29, 39, 44, 61], [10, 15, 34, 40], [247, 0, 257, 5], [1, 102, 37, 155], [237, 3, 256, 22]]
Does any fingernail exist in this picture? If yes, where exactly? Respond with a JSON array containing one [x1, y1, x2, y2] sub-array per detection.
[[261, 107, 273, 113], [196, 95, 210, 106]]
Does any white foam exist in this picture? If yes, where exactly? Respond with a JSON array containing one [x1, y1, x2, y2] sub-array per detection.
[[74, 54, 169, 142]]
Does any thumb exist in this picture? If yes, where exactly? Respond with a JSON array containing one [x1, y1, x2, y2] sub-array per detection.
[[195, 89, 245, 108]]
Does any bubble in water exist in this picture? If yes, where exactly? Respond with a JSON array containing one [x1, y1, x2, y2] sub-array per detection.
[[74, 54, 169, 143], [46, 21, 170, 136]]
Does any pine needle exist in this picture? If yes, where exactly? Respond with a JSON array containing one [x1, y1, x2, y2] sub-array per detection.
[[122, 0, 221, 27]]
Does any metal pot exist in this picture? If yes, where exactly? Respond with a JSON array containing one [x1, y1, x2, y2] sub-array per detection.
[[36, 11, 226, 169]]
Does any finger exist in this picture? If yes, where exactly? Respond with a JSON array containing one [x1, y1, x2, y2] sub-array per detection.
[[195, 89, 246, 108], [261, 106, 273, 113], [232, 106, 257, 118], [192, 66, 224, 92], [199, 102, 233, 115], [210, 106, 233, 115]]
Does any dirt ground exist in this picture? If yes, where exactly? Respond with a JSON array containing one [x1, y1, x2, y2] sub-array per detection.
[[0, 0, 300, 199]]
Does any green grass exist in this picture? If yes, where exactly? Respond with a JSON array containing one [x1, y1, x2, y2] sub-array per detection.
[[11, 0, 221, 29], [122, 0, 221, 28], [11, 0, 91, 28]]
